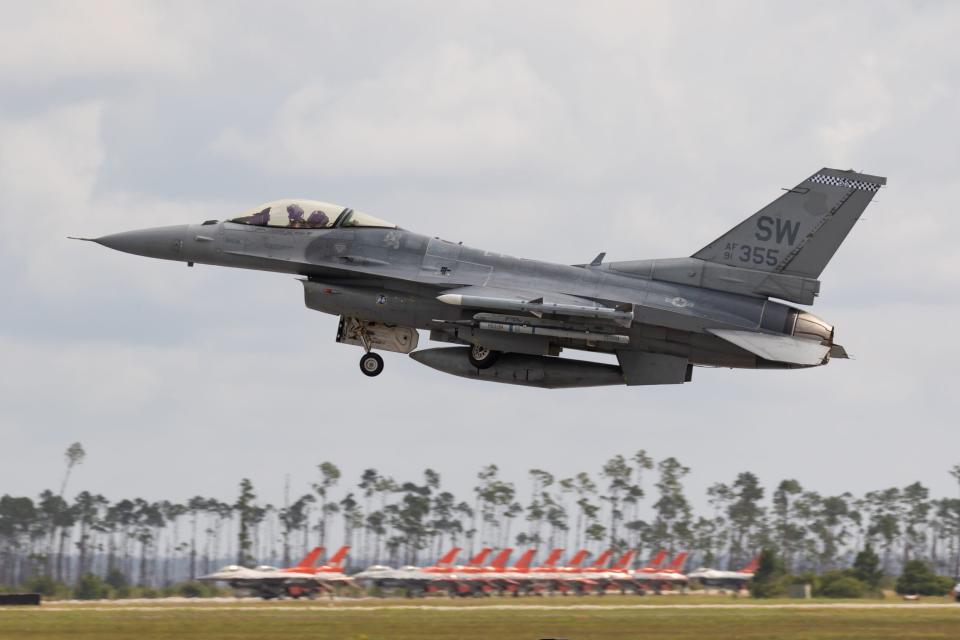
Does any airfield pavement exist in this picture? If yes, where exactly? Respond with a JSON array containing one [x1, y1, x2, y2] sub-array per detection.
[[2, 596, 958, 639]]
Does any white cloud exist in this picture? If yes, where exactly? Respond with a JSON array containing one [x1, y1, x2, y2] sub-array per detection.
[[0, 102, 238, 302], [1, 1, 959, 509], [213, 44, 569, 178], [0, 1, 198, 85]]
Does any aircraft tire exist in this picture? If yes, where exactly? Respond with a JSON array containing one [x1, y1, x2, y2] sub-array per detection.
[[468, 345, 500, 369], [360, 352, 384, 377]]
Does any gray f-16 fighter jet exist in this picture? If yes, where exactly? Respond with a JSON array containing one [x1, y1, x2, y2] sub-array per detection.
[[77, 167, 884, 388]]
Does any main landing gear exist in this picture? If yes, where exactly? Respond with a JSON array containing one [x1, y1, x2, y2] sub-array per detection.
[[360, 352, 384, 377], [468, 344, 500, 369]]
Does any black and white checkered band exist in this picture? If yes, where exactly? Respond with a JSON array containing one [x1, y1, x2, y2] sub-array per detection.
[[809, 173, 881, 192]]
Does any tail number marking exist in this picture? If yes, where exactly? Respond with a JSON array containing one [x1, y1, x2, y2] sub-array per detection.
[[755, 216, 800, 245], [724, 242, 779, 266]]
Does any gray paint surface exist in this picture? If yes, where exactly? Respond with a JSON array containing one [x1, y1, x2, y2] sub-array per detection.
[[84, 167, 883, 388]]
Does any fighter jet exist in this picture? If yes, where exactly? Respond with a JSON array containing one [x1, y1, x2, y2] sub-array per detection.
[[198, 546, 352, 599], [633, 552, 690, 593], [687, 556, 759, 590], [77, 168, 884, 388], [353, 547, 492, 597]]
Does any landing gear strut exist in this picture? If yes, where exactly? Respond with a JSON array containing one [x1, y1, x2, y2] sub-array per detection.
[[469, 344, 500, 369], [360, 352, 384, 377], [350, 319, 385, 377]]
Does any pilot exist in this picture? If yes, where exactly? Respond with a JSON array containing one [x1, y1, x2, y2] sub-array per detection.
[[287, 203, 306, 227], [307, 209, 329, 228]]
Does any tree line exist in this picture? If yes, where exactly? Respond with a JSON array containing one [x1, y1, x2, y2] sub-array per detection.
[[1, 443, 958, 589]]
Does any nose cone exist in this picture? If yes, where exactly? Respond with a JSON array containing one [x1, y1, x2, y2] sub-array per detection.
[[95, 225, 189, 261]]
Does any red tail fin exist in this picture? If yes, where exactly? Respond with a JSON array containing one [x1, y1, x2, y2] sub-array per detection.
[[590, 550, 613, 568], [327, 545, 350, 567], [490, 548, 513, 570], [645, 549, 667, 569], [513, 549, 536, 570], [294, 546, 323, 569], [665, 551, 688, 571], [436, 547, 461, 566], [567, 549, 589, 568], [741, 556, 759, 573], [468, 548, 492, 566], [612, 550, 635, 570], [542, 548, 564, 568]]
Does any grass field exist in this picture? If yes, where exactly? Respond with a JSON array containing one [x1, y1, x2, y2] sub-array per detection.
[[2, 597, 958, 639]]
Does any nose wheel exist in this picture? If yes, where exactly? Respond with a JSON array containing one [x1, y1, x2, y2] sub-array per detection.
[[360, 352, 384, 377]]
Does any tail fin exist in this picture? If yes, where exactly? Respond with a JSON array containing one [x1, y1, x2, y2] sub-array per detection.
[[513, 549, 536, 570], [490, 548, 513, 570], [436, 547, 461, 567], [741, 556, 760, 573], [327, 546, 349, 567], [665, 552, 688, 572], [611, 550, 635, 570], [693, 168, 886, 279], [294, 547, 323, 569], [468, 548, 492, 567], [543, 548, 565, 568], [590, 550, 613, 568], [645, 549, 667, 569], [567, 549, 589, 568]]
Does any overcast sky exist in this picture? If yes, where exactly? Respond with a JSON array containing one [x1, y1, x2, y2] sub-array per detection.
[[1, 1, 957, 515]]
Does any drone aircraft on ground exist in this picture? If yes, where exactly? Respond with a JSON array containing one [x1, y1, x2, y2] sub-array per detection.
[[199, 546, 351, 599], [687, 556, 759, 590], [353, 548, 690, 596], [78, 168, 885, 388]]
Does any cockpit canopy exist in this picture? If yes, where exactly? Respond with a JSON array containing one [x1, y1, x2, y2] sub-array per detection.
[[229, 199, 396, 230]]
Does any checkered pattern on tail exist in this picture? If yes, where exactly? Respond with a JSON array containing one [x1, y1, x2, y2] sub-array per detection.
[[810, 174, 881, 192]]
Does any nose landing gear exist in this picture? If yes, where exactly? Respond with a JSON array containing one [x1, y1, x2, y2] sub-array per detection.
[[360, 352, 384, 377], [348, 319, 385, 377]]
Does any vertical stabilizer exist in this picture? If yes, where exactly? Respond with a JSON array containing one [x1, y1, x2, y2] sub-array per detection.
[[665, 551, 688, 572], [295, 547, 323, 569], [612, 550, 635, 570], [567, 549, 589, 568], [645, 549, 667, 569], [741, 556, 760, 573], [490, 548, 513, 570], [468, 548, 492, 566], [436, 548, 461, 566], [327, 546, 350, 567], [513, 549, 536, 570], [693, 168, 886, 279], [543, 548, 565, 568], [590, 549, 613, 568]]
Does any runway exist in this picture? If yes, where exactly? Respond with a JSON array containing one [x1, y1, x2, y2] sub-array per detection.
[[10, 600, 959, 613]]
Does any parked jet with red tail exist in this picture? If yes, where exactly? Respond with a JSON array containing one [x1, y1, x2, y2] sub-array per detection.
[[199, 545, 352, 599], [634, 551, 690, 592]]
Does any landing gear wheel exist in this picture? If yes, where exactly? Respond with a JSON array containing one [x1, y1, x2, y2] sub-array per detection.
[[360, 352, 384, 377], [468, 345, 500, 369]]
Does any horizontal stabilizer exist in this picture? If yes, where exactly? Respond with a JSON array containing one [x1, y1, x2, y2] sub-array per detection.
[[707, 329, 829, 366]]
